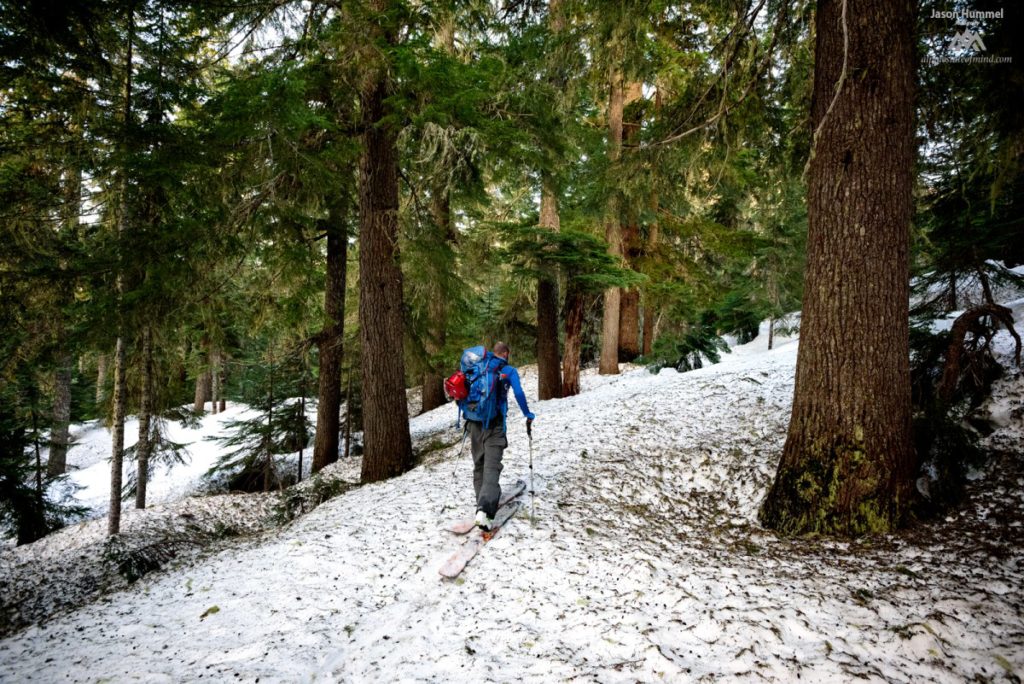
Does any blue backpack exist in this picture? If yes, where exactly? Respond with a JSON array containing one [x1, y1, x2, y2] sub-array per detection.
[[453, 345, 507, 429]]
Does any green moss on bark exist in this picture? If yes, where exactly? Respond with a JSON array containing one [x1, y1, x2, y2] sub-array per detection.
[[759, 438, 902, 537]]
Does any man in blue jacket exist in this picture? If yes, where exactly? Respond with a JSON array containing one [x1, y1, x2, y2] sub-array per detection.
[[468, 341, 535, 531]]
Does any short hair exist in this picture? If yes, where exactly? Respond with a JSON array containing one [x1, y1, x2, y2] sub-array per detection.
[[493, 341, 510, 357]]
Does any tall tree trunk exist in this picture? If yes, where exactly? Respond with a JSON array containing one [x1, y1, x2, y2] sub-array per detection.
[[358, 0, 413, 484], [617, 81, 643, 362], [536, 173, 563, 399], [50, 115, 80, 477], [641, 87, 662, 359], [641, 209, 659, 357], [420, 189, 451, 414], [421, 19, 456, 414], [561, 283, 586, 397], [313, 202, 347, 473], [48, 357, 72, 476], [135, 326, 152, 509], [536, 0, 566, 399], [599, 68, 625, 375], [760, 0, 916, 536], [109, 5, 134, 537]]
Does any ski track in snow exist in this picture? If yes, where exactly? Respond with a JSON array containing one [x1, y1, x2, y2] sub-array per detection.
[[1, 322, 1023, 682]]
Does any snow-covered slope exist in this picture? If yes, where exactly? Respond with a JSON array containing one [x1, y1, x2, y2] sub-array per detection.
[[1, 320, 1022, 682]]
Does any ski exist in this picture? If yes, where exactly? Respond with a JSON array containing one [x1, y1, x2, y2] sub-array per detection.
[[446, 479, 526, 534], [439, 501, 521, 579]]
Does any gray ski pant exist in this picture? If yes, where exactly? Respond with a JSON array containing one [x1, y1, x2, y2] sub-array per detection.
[[467, 419, 507, 518]]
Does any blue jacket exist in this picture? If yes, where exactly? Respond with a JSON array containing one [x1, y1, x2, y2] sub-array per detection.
[[495, 364, 535, 425], [463, 354, 535, 429]]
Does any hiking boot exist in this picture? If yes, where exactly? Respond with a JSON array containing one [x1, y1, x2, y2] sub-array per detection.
[[474, 510, 492, 532]]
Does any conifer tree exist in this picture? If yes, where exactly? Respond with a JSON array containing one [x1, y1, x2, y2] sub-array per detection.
[[760, 0, 917, 535], [358, 0, 414, 483]]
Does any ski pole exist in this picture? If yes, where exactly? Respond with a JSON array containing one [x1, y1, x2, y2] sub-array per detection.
[[527, 418, 535, 525], [440, 425, 469, 514]]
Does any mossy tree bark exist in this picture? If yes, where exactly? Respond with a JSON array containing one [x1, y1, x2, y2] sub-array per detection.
[[358, 0, 413, 484], [760, 0, 916, 536]]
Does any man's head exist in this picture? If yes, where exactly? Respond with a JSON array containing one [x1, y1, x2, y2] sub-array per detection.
[[493, 341, 510, 360]]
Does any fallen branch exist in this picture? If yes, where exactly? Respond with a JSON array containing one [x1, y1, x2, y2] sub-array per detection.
[[938, 304, 1021, 404]]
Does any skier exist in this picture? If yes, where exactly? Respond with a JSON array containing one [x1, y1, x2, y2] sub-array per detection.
[[464, 341, 535, 531]]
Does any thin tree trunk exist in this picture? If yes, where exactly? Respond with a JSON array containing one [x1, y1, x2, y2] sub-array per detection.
[[26, 399, 46, 544], [32, 402, 42, 502], [219, 365, 226, 412], [109, 336, 127, 535], [298, 363, 306, 483], [210, 349, 220, 415], [561, 284, 586, 397], [48, 356, 72, 476], [642, 90, 662, 359], [617, 81, 643, 362], [344, 367, 353, 460], [135, 326, 152, 509], [760, 0, 916, 536], [312, 202, 347, 473], [768, 318, 775, 351], [420, 189, 451, 414], [264, 357, 274, 492], [421, 20, 456, 414], [599, 68, 625, 375], [50, 116, 80, 477], [96, 353, 108, 407], [109, 6, 134, 537], [359, 0, 413, 484]]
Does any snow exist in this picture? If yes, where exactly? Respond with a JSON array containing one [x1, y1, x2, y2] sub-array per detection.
[[1, 309, 1022, 681], [55, 402, 289, 517]]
